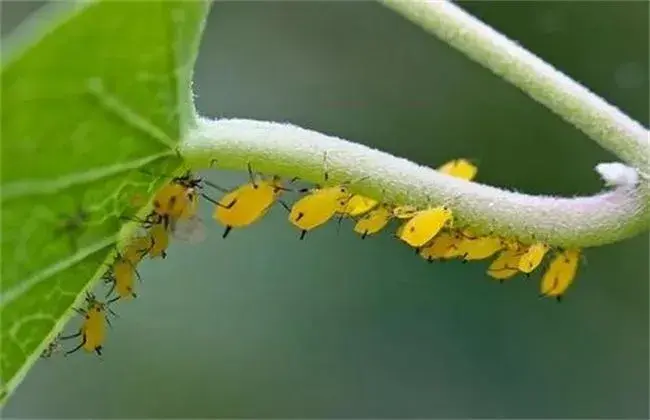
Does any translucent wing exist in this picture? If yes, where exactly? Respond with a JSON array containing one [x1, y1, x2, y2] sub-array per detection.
[[171, 215, 206, 244]]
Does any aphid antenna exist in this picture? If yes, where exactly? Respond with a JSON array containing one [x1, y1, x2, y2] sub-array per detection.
[[72, 307, 86, 317], [119, 215, 154, 228], [200, 192, 235, 209], [246, 162, 259, 188], [346, 175, 371, 190], [321, 151, 330, 183], [278, 200, 292, 213]]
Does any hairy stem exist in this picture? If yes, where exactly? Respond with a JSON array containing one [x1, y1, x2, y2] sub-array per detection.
[[181, 117, 649, 248], [379, 0, 649, 174]]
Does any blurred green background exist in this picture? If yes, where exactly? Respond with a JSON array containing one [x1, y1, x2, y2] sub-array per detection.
[[2, 1, 648, 418]]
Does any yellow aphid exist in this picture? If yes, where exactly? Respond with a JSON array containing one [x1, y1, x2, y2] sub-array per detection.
[[441, 231, 470, 258], [540, 249, 581, 300], [419, 231, 458, 262], [503, 238, 523, 251], [458, 236, 504, 262], [148, 221, 170, 259], [289, 186, 351, 239], [105, 256, 139, 303], [437, 158, 478, 181], [214, 175, 285, 238], [152, 183, 193, 223], [397, 205, 453, 248], [353, 205, 392, 239], [392, 205, 418, 219], [151, 171, 213, 225], [123, 235, 152, 264], [518, 242, 551, 274], [340, 195, 378, 217], [487, 248, 524, 281], [60, 293, 113, 356]]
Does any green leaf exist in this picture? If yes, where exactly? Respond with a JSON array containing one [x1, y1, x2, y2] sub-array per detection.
[[0, 0, 211, 404]]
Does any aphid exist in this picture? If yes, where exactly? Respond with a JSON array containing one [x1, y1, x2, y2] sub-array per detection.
[[458, 235, 504, 262], [437, 158, 478, 181], [123, 235, 153, 265], [289, 186, 351, 239], [397, 205, 453, 248], [353, 205, 392, 239], [440, 230, 474, 259], [104, 254, 140, 303], [418, 231, 458, 262], [151, 182, 194, 224], [540, 249, 581, 301], [60, 293, 115, 356], [148, 220, 170, 259], [487, 248, 525, 281], [40, 334, 62, 359], [150, 170, 227, 225], [518, 242, 550, 274], [392, 205, 419, 219], [339, 195, 378, 217], [214, 165, 289, 238]]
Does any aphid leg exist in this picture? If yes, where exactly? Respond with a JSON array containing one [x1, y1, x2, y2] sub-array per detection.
[[556, 295, 563, 303], [94, 346, 103, 356], [361, 231, 368, 240], [64, 337, 86, 356], [322, 151, 329, 182], [59, 330, 82, 340], [107, 296, 120, 305], [222, 226, 232, 239], [335, 214, 344, 234], [299, 230, 307, 240], [247, 162, 258, 188], [289, 176, 300, 184], [105, 280, 116, 299]]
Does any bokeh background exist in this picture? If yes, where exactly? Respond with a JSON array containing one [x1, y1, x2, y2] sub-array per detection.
[[2, 1, 648, 418]]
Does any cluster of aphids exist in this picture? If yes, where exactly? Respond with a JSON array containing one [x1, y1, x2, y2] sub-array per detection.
[[41, 158, 582, 359]]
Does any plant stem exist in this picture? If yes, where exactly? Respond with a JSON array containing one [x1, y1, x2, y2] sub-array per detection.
[[379, 0, 649, 174], [181, 117, 649, 248]]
